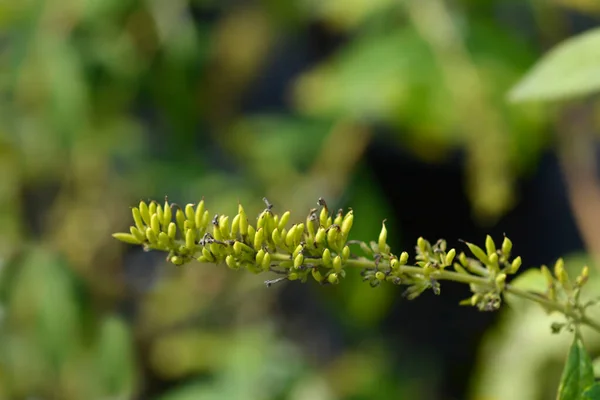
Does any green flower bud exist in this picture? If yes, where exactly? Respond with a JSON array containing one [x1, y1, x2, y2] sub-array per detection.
[[285, 225, 297, 248], [184, 220, 194, 231], [186, 229, 196, 251], [399, 251, 409, 265], [288, 272, 299, 281], [459, 252, 467, 267], [488, 253, 499, 270], [453, 263, 468, 275], [541, 265, 553, 285], [213, 219, 223, 241], [201, 247, 215, 262], [322, 248, 332, 267], [132, 207, 146, 232], [278, 211, 290, 231], [148, 201, 157, 218], [390, 258, 399, 270], [375, 271, 385, 281], [219, 215, 230, 240], [341, 211, 354, 238], [341, 246, 350, 261], [378, 221, 388, 254], [576, 266, 590, 287], [445, 248, 456, 266], [312, 268, 324, 283], [333, 255, 342, 272], [294, 253, 304, 269], [326, 216, 332, 227], [226, 255, 238, 270], [327, 273, 339, 285], [294, 223, 305, 244], [509, 256, 522, 274], [319, 207, 329, 228], [465, 242, 489, 265], [262, 252, 271, 271], [257, 211, 267, 230], [306, 213, 316, 238], [417, 237, 427, 253], [254, 227, 265, 250], [170, 256, 184, 265], [176, 208, 186, 233], [130, 226, 146, 243], [501, 236, 512, 256], [194, 199, 205, 228], [247, 225, 256, 244], [485, 235, 496, 257], [151, 214, 161, 236], [162, 201, 172, 229], [156, 204, 164, 227], [139, 201, 151, 225], [200, 210, 210, 232], [292, 244, 304, 258], [470, 294, 482, 307], [334, 210, 343, 226], [271, 228, 282, 247], [113, 232, 142, 245], [145, 227, 158, 244], [315, 227, 326, 246], [327, 226, 340, 249], [231, 214, 240, 237], [168, 222, 177, 240], [185, 203, 195, 222], [554, 258, 570, 287], [158, 232, 171, 248], [255, 249, 265, 266]]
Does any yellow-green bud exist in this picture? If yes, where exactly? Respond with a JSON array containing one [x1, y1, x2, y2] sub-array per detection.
[[509, 256, 522, 274], [399, 251, 409, 265], [247, 225, 256, 244], [342, 246, 350, 261], [333, 255, 342, 272], [285, 225, 297, 248], [200, 210, 210, 231], [256, 249, 265, 265], [322, 248, 332, 267], [288, 272, 299, 281], [170, 256, 184, 265], [315, 227, 326, 245], [254, 227, 265, 250], [231, 214, 240, 237], [167, 222, 177, 240], [488, 253, 499, 269], [375, 271, 385, 281], [312, 268, 324, 283], [130, 226, 146, 243], [292, 244, 304, 259], [453, 263, 468, 275], [176, 209, 186, 232], [501, 236, 512, 256], [262, 252, 271, 271], [184, 203, 195, 222], [139, 201, 151, 225], [156, 205, 164, 227], [485, 235, 496, 257], [278, 211, 290, 231], [257, 211, 267, 230], [294, 253, 304, 269], [194, 200, 205, 228], [186, 229, 196, 251], [334, 211, 343, 226], [470, 294, 482, 307], [327, 273, 339, 285], [319, 207, 329, 227], [148, 201, 157, 218], [162, 202, 172, 229], [113, 232, 142, 245], [417, 237, 427, 253], [445, 248, 456, 266], [184, 220, 194, 231], [378, 221, 388, 253], [390, 258, 399, 270], [150, 214, 161, 236], [465, 242, 489, 265], [201, 247, 215, 262], [294, 223, 305, 244], [341, 211, 354, 237], [225, 255, 237, 270], [327, 226, 340, 249], [459, 252, 467, 267], [132, 207, 146, 232], [576, 266, 590, 286], [239, 214, 248, 236], [272, 228, 282, 246], [541, 265, 553, 285], [145, 227, 158, 244], [158, 232, 171, 248], [213, 221, 223, 241], [326, 216, 332, 227]]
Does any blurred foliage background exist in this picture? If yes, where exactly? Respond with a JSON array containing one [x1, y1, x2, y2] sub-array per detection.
[[1, 0, 600, 399]]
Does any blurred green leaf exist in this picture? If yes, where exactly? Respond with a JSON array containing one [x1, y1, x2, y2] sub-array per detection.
[[557, 334, 595, 400], [583, 383, 600, 400], [508, 27, 600, 103], [503, 268, 547, 309], [96, 315, 135, 397]]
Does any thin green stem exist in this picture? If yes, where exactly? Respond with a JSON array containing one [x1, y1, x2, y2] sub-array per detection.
[[268, 253, 600, 335]]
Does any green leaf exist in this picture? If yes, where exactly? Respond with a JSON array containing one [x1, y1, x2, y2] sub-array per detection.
[[583, 383, 600, 400], [557, 334, 595, 400], [508, 27, 600, 103]]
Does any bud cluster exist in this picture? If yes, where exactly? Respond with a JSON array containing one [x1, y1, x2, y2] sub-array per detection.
[[113, 197, 595, 320]]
